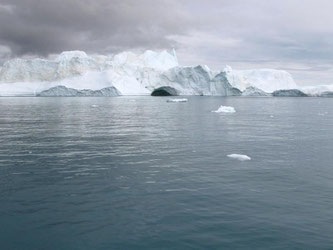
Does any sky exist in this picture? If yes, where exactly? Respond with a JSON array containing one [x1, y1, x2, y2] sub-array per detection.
[[0, 0, 332, 85]]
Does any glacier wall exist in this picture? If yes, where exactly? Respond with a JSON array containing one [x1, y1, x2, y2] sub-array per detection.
[[0, 49, 301, 96]]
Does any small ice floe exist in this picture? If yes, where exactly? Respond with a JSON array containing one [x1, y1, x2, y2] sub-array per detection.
[[270, 115, 274, 118], [167, 98, 188, 103], [212, 105, 236, 113], [91, 104, 99, 108], [227, 154, 251, 161], [145, 181, 156, 184]]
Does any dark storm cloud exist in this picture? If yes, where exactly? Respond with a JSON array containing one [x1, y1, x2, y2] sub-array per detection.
[[0, 0, 189, 56]]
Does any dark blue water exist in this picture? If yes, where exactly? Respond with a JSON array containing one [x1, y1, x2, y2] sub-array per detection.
[[0, 96, 333, 250]]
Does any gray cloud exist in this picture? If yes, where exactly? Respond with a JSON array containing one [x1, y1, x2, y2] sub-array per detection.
[[0, 0, 189, 56], [0, 0, 333, 84]]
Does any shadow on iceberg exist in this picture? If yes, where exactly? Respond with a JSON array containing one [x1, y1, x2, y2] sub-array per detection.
[[151, 86, 179, 96], [272, 89, 307, 97], [37, 85, 120, 97]]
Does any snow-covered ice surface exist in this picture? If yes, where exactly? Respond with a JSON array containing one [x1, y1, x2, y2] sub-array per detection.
[[212, 106, 236, 113], [227, 154, 251, 161], [166, 98, 188, 103]]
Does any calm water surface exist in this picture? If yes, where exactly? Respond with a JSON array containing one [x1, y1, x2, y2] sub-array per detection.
[[0, 97, 333, 249]]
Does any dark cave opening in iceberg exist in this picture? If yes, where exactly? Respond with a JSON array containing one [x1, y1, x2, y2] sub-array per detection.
[[151, 86, 178, 96]]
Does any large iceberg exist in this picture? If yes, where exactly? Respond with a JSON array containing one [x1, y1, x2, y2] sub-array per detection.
[[0, 49, 306, 97]]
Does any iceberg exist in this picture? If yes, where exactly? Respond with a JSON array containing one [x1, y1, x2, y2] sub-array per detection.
[[0, 49, 312, 97], [227, 154, 251, 161], [212, 106, 236, 113]]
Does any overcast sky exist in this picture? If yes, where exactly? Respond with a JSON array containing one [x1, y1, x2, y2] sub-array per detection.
[[0, 0, 332, 85]]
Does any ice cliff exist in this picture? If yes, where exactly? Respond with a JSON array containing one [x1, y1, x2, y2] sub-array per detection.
[[0, 49, 306, 97]]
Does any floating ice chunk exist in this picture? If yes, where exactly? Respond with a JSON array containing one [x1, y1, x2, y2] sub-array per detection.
[[227, 154, 251, 161], [145, 181, 156, 184], [167, 98, 188, 103], [212, 105, 236, 113], [91, 105, 99, 108]]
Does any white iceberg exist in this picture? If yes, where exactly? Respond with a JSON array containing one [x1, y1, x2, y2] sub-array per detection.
[[227, 154, 251, 161], [166, 98, 188, 103], [212, 105, 236, 113], [0, 49, 304, 97]]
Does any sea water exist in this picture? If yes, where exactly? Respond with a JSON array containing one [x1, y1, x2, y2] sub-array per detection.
[[0, 96, 333, 249]]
